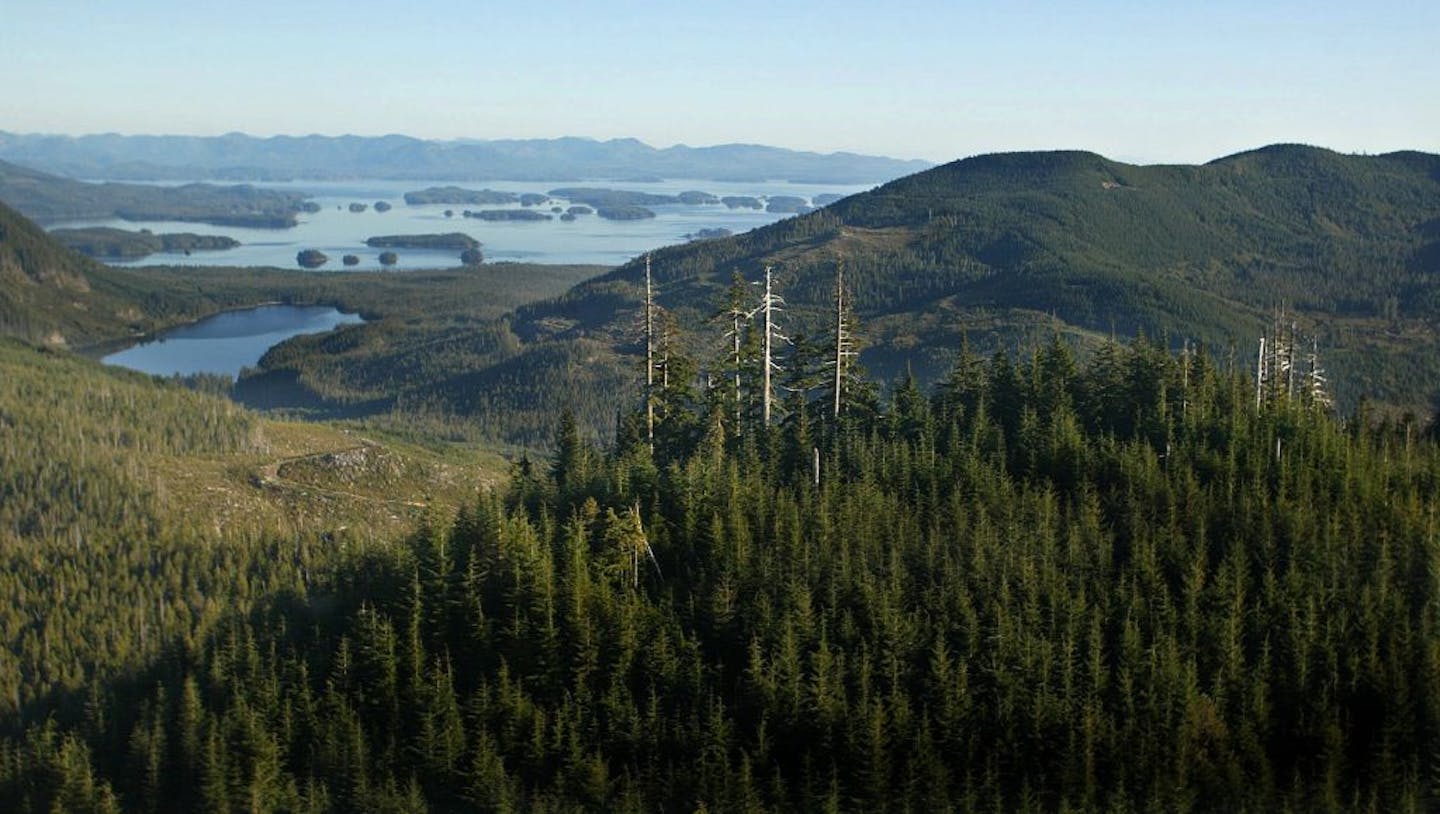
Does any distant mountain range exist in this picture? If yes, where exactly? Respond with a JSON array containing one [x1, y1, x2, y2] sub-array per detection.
[[0, 132, 933, 184]]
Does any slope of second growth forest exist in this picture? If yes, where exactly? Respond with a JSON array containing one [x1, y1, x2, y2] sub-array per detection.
[[5, 336, 1440, 812], [0, 339, 499, 785], [504, 144, 1440, 435]]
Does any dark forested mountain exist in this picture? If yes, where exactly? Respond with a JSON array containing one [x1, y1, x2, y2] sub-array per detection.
[[0, 159, 315, 227], [0, 132, 933, 184], [485, 145, 1440, 429]]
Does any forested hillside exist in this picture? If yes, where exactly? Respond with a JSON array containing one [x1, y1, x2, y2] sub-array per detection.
[[0, 338, 501, 727], [482, 145, 1440, 436], [4, 335, 1440, 811], [0, 199, 165, 344]]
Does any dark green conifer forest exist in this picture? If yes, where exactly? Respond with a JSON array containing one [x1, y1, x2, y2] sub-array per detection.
[[4, 325, 1439, 811]]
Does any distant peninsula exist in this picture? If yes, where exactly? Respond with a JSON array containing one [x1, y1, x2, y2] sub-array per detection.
[[403, 187, 519, 206], [48, 226, 240, 259], [365, 233, 479, 250], [0, 158, 312, 227]]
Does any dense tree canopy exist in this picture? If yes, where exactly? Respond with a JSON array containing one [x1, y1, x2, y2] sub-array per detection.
[[4, 333, 1439, 812]]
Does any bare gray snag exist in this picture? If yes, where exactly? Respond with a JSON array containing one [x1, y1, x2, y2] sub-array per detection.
[[758, 265, 788, 426], [830, 257, 858, 420]]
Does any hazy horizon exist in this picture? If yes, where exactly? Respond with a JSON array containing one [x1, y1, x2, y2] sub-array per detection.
[[3, 130, 1427, 172], [3, 1, 1437, 165]]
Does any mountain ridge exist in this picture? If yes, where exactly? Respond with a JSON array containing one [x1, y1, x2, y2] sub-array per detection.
[[0, 131, 933, 184], [489, 143, 1440, 425]]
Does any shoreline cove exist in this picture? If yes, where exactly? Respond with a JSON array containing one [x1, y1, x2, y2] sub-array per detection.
[[100, 304, 364, 378]]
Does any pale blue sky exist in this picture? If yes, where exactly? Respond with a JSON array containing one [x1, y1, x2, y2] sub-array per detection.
[[2, 0, 1436, 163]]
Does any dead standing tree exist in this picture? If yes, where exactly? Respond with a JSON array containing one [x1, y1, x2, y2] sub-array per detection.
[[719, 273, 751, 436], [1254, 308, 1331, 411], [605, 503, 660, 589], [757, 265, 788, 427], [828, 256, 860, 420]]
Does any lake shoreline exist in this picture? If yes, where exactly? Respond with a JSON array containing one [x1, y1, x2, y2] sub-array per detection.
[[95, 303, 364, 378], [76, 300, 289, 360]]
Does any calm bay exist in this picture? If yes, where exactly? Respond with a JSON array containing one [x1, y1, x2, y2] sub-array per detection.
[[102, 304, 363, 377], [56, 178, 867, 270]]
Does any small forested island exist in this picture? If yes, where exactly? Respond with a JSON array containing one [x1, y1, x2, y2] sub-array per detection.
[[373, 200, 392, 212], [677, 190, 719, 204], [548, 187, 679, 207], [347, 202, 367, 213], [764, 194, 812, 214], [595, 205, 656, 220], [684, 227, 733, 241], [519, 193, 550, 207], [377, 250, 398, 266], [566, 205, 593, 216], [365, 233, 480, 250], [342, 254, 359, 266], [460, 247, 483, 266], [721, 195, 763, 209], [295, 249, 328, 268], [402, 186, 519, 205], [464, 209, 552, 222], [48, 226, 239, 259]]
